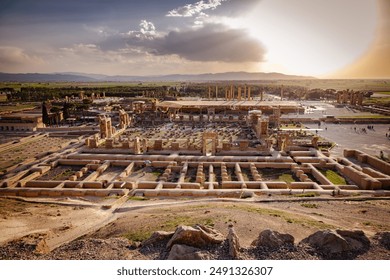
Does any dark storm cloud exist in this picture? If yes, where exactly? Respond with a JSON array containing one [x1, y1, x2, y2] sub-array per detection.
[[126, 23, 265, 62]]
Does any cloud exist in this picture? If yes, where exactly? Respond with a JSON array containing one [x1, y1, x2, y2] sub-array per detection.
[[128, 20, 157, 39], [139, 20, 156, 35], [66, 19, 265, 68], [213, 0, 261, 17], [167, 0, 226, 17], [60, 44, 101, 55], [96, 20, 265, 63], [93, 19, 157, 52], [131, 23, 265, 62], [0, 46, 44, 69]]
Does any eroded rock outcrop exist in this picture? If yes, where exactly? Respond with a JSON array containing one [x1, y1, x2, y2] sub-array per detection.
[[227, 225, 240, 258], [141, 231, 174, 247], [300, 229, 370, 255], [251, 229, 294, 248], [166, 224, 224, 249]]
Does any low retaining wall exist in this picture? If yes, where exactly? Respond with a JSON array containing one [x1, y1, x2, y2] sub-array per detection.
[[68, 153, 295, 163], [341, 166, 382, 190], [344, 149, 390, 175], [290, 182, 321, 190], [293, 157, 322, 164], [0, 188, 128, 197]]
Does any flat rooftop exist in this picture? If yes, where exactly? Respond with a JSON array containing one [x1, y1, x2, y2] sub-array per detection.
[[157, 100, 299, 109]]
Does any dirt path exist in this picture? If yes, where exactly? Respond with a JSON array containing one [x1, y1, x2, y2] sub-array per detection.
[[1, 195, 389, 252], [0, 196, 127, 250]]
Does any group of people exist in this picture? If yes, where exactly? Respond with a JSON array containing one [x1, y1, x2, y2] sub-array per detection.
[[352, 125, 375, 134], [385, 127, 390, 139], [352, 127, 367, 134]]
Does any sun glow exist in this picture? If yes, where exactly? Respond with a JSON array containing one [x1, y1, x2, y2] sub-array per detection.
[[232, 0, 378, 77]]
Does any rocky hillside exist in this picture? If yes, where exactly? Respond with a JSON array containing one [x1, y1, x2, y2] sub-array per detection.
[[1, 225, 389, 260]]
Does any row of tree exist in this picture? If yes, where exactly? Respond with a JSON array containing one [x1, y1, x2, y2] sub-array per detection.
[[3, 86, 174, 102]]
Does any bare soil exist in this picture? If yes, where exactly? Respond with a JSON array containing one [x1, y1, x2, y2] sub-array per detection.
[[0, 195, 389, 260]]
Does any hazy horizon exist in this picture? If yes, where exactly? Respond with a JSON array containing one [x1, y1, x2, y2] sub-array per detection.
[[0, 0, 389, 79]]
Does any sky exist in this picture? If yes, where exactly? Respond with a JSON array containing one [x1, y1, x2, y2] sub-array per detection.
[[0, 0, 389, 78]]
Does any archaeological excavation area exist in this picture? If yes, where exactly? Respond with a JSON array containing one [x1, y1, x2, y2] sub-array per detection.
[[1, 95, 389, 199], [0, 87, 389, 262]]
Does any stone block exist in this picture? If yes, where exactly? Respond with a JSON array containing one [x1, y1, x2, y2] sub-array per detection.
[[357, 154, 367, 163], [154, 140, 163, 151], [68, 175, 77, 181], [171, 142, 180, 150], [239, 141, 249, 151], [222, 142, 231, 151], [105, 138, 114, 149]]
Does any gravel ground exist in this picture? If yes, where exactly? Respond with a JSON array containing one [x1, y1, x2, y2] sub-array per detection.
[[1, 197, 389, 260], [1, 231, 389, 260]]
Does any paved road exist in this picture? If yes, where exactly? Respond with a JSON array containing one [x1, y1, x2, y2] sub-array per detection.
[[284, 101, 385, 119], [305, 123, 390, 158]]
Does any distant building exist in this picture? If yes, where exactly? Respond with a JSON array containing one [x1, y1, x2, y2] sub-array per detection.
[[0, 112, 44, 132]]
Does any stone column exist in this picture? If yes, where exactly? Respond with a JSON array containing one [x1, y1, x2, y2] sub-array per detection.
[[260, 119, 269, 136], [343, 91, 348, 103], [357, 92, 364, 106], [336, 92, 341, 103], [134, 137, 141, 154]]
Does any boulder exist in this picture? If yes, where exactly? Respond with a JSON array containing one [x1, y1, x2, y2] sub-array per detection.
[[252, 229, 294, 248], [227, 225, 240, 258], [34, 239, 50, 254], [141, 231, 174, 247], [240, 191, 254, 199], [300, 229, 369, 255], [166, 224, 224, 249], [20, 234, 51, 255], [336, 230, 370, 251], [167, 244, 210, 260]]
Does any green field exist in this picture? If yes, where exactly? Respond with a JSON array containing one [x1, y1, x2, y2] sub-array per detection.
[[271, 79, 390, 91], [319, 169, 347, 185], [337, 115, 390, 119], [0, 81, 181, 90], [0, 104, 36, 113], [365, 96, 390, 105], [1, 79, 390, 91]]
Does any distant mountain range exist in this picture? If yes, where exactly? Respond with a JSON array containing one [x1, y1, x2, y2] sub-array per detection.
[[0, 71, 315, 83]]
